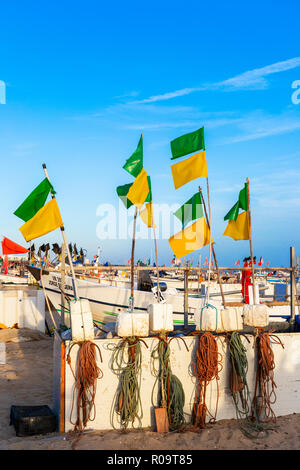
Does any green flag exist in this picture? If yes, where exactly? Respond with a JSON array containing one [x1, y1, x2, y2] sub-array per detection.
[[123, 134, 143, 177], [224, 183, 249, 221], [238, 183, 248, 211], [174, 192, 204, 228], [14, 178, 56, 222], [170, 127, 205, 160], [116, 183, 134, 209], [117, 176, 152, 209]]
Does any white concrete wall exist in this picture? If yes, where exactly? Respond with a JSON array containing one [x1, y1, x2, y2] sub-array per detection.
[[57, 332, 300, 432], [0, 289, 45, 332]]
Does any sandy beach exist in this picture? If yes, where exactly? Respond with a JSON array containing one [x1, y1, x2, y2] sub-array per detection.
[[0, 328, 299, 451]]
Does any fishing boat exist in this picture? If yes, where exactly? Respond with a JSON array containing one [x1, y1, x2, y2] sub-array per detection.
[[28, 264, 296, 327]]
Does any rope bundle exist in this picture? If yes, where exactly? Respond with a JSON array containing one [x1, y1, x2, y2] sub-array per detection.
[[192, 331, 223, 429], [67, 340, 103, 435], [252, 330, 284, 425], [151, 333, 189, 431], [110, 336, 147, 430], [226, 331, 269, 438]]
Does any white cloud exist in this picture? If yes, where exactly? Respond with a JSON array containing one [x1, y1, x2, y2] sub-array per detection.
[[132, 57, 300, 104]]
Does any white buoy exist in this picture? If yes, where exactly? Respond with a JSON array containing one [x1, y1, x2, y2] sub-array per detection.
[[116, 310, 149, 337], [147, 303, 173, 333]]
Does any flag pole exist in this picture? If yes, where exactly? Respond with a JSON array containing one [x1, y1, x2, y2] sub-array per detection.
[[42, 163, 79, 300], [246, 177, 256, 304], [198, 185, 226, 307], [130, 206, 138, 311], [150, 201, 161, 302]]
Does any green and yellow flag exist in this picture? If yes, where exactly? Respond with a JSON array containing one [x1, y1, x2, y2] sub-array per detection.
[[117, 176, 152, 209], [169, 217, 213, 259], [126, 167, 149, 209], [174, 192, 204, 228], [19, 198, 63, 242], [224, 183, 248, 221], [170, 127, 205, 160], [116, 182, 134, 209], [14, 178, 55, 222], [223, 183, 250, 240], [171, 151, 208, 189], [223, 211, 249, 241]]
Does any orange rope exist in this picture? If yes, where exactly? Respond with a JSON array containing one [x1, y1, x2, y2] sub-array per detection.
[[67, 340, 103, 435], [252, 330, 284, 423], [192, 332, 223, 429]]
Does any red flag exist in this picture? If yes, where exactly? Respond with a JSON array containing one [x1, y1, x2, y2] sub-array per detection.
[[1, 237, 28, 255], [266, 261, 270, 266], [235, 259, 240, 266], [258, 257, 263, 266], [204, 257, 208, 266], [171, 257, 175, 265]]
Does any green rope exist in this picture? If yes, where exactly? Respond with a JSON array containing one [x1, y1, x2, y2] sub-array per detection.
[[227, 331, 275, 439], [109, 336, 146, 430], [151, 334, 187, 432]]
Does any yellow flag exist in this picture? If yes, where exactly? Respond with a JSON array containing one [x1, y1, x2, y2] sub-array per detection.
[[223, 211, 250, 241], [171, 151, 208, 190], [169, 217, 213, 259], [139, 202, 156, 228], [127, 167, 149, 208], [19, 198, 63, 242]]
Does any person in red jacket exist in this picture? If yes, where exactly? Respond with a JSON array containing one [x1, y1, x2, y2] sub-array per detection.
[[242, 256, 256, 304]]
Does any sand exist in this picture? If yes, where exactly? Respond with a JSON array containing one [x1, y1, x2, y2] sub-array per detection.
[[0, 328, 300, 451]]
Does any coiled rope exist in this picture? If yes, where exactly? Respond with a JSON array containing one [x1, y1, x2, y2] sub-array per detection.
[[109, 336, 148, 430], [151, 332, 189, 431], [226, 331, 273, 438], [252, 329, 284, 425], [67, 340, 103, 435], [191, 331, 223, 429]]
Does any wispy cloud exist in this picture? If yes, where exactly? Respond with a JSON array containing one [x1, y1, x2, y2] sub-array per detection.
[[132, 57, 300, 104], [223, 110, 300, 144]]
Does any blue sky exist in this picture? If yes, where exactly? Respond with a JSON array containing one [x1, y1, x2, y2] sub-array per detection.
[[0, 0, 300, 266]]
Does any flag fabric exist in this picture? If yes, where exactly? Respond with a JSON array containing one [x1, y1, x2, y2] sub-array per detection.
[[117, 176, 152, 209], [169, 217, 213, 259], [223, 211, 250, 241], [204, 257, 208, 266], [19, 198, 63, 242], [266, 261, 270, 266], [224, 183, 248, 221], [123, 135, 143, 178], [139, 202, 156, 228], [126, 167, 150, 208], [235, 259, 241, 266], [14, 178, 55, 222], [171, 151, 208, 190], [170, 127, 205, 160], [258, 257, 264, 266], [116, 183, 134, 209], [1, 237, 28, 255], [174, 192, 204, 228]]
